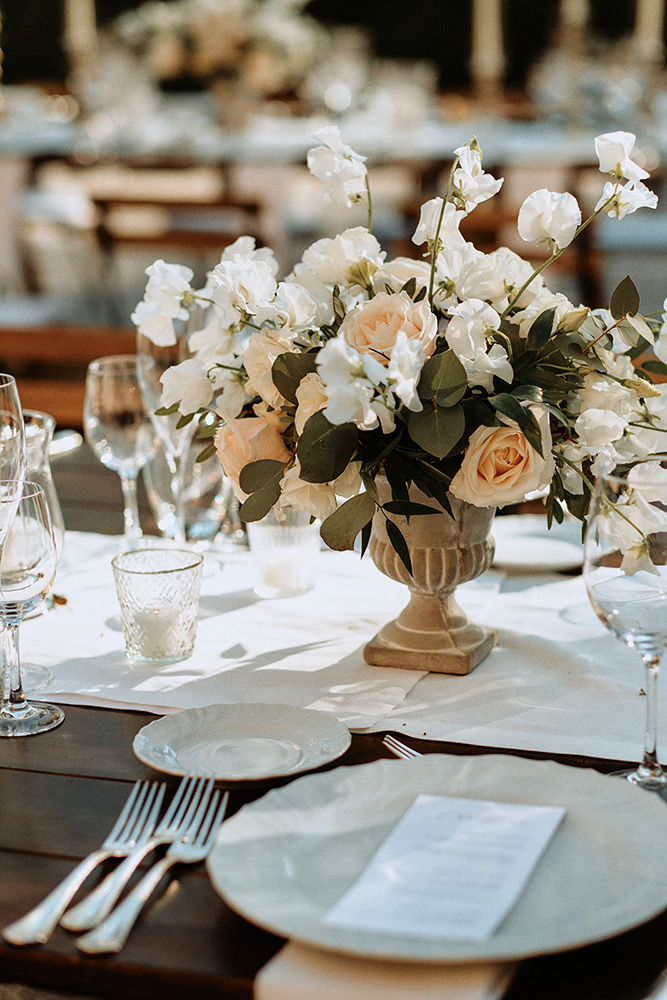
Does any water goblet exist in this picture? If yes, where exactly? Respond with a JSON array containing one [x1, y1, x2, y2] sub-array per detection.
[[136, 317, 198, 545], [0, 480, 63, 737], [84, 355, 158, 549], [0, 373, 26, 484], [583, 456, 667, 790]]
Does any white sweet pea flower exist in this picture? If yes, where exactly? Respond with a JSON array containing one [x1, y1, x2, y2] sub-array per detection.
[[317, 336, 380, 430], [517, 189, 582, 250], [219, 236, 279, 273], [576, 374, 640, 422], [453, 144, 503, 212], [255, 281, 318, 331], [511, 289, 574, 340], [596, 489, 667, 575], [144, 259, 194, 307], [131, 299, 179, 347], [595, 180, 658, 219], [209, 255, 279, 324], [445, 299, 513, 392], [386, 331, 425, 411], [212, 369, 249, 423], [412, 198, 466, 247], [594, 131, 649, 182], [627, 461, 667, 503], [574, 408, 627, 450], [456, 247, 539, 312], [160, 357, 211, 414], [556, 442, 586, 495], [307, 125, 368, 208]]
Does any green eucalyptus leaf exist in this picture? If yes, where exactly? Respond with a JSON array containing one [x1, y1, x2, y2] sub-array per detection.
[[238, 459, 285, 496], [320, 491, 376, 551], [385, 519, 412, 576], [384, 463, 410, 503], [414, 285, 427, 303], [297, 411, 358, 484], [401, 276, 417, 298], [610, 274, 640, 319], [418, 349, 468, 406], [175, 412, 194, 429], [360, 519, 372, 558], [408, 404, 465, 459], [239, 485, 280, 523], [526, 307, 557, 352], [382, 501, 439, 516], [271, 352, 318, 404], [155, 402, 180, 416], [195, 442, 217, 462], [488, 393, 528, 426], [642, 359, 667, 376]]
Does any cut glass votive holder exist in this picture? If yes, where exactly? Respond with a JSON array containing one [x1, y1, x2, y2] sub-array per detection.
[[112, 548, 204, 664]]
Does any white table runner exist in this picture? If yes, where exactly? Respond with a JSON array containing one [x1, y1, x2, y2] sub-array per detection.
[[21, 530, 656, 762]]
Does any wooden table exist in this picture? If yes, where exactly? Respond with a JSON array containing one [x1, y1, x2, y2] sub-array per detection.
[[1, 444, 667, 999]]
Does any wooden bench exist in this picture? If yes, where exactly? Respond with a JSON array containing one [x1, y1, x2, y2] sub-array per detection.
[[0, 324, 137, 429]]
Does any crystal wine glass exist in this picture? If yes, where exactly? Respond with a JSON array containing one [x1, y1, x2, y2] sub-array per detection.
[[583, 455, 667, 790], [0, 480, 63, 737], [136, 321, 196, 545], [0, 373, 26, 484], [84, 355, 158, 549]]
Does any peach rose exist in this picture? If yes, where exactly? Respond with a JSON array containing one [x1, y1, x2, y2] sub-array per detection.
[[294, 372, 328, 435], [339, 290, 437, 366], [215, 415, 290, 499], [450, 409, 555, 508]]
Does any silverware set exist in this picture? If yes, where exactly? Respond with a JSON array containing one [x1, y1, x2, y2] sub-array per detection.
[[2, 774, 228, 954]]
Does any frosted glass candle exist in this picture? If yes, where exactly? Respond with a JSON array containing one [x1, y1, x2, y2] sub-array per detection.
[[247, 509, 320, 599], [112, 548, 203, 664]]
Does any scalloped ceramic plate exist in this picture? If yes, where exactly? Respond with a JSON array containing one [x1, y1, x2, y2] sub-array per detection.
[[207, 753, 667, 962], [133, 702, 351, 781]]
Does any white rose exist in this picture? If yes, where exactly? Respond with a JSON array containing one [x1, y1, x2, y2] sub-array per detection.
[[517, 189, 581, 249], [456, 247, 539, 312], [279, 463, 337, 520]]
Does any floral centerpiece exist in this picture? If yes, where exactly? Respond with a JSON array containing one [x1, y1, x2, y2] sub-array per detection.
[[133, 127, 667, 670]]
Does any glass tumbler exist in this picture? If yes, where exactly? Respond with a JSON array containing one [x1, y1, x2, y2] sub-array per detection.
[[247, 508, 320, 599], [112, 548, 204, 665]]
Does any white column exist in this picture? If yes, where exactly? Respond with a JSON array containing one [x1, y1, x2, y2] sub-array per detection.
[[634, 0, 665, 63], [470, 0, 505, 95], [560, 0, 589, 28]]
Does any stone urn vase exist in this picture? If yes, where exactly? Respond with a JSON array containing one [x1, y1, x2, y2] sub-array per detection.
[[363, 479, 496, 675]]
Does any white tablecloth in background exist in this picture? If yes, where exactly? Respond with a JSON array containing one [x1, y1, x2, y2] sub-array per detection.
[[21, 530, 653, 762]]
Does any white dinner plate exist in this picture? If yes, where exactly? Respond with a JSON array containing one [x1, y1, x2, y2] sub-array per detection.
[[207, 753, 667, 962], [133, 703, 351, 781], [492, 514, 583, 573]]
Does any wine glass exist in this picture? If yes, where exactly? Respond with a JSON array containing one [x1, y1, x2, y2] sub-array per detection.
[[583, 455, 667, 790], [0, 373, 26, 483], [136, 321, 196, 545], [0, 480, 63, 737], [84, 355, 158, 549]]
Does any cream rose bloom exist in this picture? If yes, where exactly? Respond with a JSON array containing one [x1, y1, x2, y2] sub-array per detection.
[[215, 415, 290, 499], [450, 409, 555, 508], [338, 291, 437, 366], [243, 331, 291, 410], [295, 372, 328, 435]]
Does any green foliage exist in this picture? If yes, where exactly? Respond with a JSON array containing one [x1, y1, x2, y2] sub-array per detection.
[[271, 352, 318, 404], [610, 275, 640, 320], [320, 492, 376, 551], [238, 460, 285, 522], [418, 350, 467, 407], [408, 403, 465, 459], [297, 411, 358, 483]]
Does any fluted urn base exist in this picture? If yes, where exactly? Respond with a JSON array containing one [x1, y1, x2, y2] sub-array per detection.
[[363, 481, 496, 675]]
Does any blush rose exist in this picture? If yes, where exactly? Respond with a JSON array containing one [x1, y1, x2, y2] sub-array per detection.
[[215, 415, 290, 499], [338, 290, 437, 366], [450, 410, 555, 508]]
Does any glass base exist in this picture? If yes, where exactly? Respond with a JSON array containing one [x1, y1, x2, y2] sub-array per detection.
[[0, 701, 65, 737], [21, 663, 53, 694], [608, 765, 667, 792]]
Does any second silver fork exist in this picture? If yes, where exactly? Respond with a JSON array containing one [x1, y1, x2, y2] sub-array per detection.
[[61, 773, 214, 932]]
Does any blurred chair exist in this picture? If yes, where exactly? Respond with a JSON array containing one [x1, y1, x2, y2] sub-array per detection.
[[0, 323, 136, 429]]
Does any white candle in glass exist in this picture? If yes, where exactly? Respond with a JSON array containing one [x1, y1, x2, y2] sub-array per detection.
[[634, 0, 665, 61], [133, 607, 180, 659]]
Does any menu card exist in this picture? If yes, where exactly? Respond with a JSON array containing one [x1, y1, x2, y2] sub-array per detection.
[[323, 795, 564, 941]]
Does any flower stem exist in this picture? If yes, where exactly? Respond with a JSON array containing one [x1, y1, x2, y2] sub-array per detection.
[[428, 155, 460, 307]]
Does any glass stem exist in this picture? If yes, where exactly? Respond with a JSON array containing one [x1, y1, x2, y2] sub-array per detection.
[[171, 452, 188, 545], [641, 653, 663, 776], [1, 622, 27, 716], [119, 473, 142, 548]]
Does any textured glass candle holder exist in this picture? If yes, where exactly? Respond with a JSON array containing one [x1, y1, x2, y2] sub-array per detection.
[[247, 509, 320, 599], [112, 548, 204, 664]]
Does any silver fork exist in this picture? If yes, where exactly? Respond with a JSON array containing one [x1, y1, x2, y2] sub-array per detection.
[[61, 773, 210, 932], [2, 779, 164, 946], [382, 734, 423, 759], [75, 787, 229, 954]]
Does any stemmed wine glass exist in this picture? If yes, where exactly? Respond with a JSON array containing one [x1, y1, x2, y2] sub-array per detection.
[[0, 480, 63, 737], [84, 355, 158, 549], [0, 373, 26, 483], [583, 455, 667, 790], [136, 321, 196, 545]]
